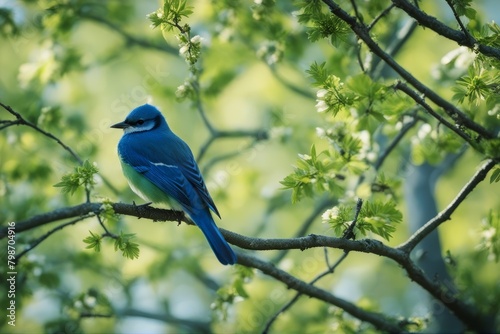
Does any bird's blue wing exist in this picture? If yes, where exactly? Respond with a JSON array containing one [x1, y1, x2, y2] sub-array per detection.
[[178, 156, 221, 218], [119, 145, 195, 211], [142, 163, 202, 213], [162, 137, 221, 218]]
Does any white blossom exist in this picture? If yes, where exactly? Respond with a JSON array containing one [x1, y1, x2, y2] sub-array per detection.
[[316, 89, 328, 98], [315, 100, 328, 113], [190, 35, 202, 44], [322, 207, 340, 223], [179, 45, 189, 55]]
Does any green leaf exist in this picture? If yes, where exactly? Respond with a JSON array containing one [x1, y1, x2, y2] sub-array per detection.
[[100, 200, 119, 225], [490, 168, 500, 184], [477, 210, 500, 262], [114, 232, 140, 260], [281, 145, 345, 202], [148, 0, 193, 31], [358, 200, 402, 240], [307, 61, 329, 86], [322, 205, 354, 236], [54, 160, 99, 195], [212, 265, 254, 320], [326, 201, 402, 240], [83, 231, 102, 252]]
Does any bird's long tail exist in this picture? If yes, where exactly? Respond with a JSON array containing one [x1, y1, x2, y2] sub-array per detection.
[[194, 213, 237, 265]]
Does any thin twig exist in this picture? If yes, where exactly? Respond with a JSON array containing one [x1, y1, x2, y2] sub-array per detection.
[[321, 0, 495, 140], [262, 251, 349, 333], [0, 102, 120, 195], [268, 66, 315, 99], [342, 197, 363, 240], [373, 113, 420, 171], [237, 252, 406, 333], [96, 214, 118, 239], [263, 199, 363, 333], [370, 18, 418, 79], [356, 43, 366, 73], [398, 158, 497, 253], [201, 138, 260, 175], [367, 4, 396, 31], [119, 308, 210, 332], [444, 0, 473, 42], [390, 0, 500, 59], [0, 102, 82, 163], [197, 128, 268, 162], [349, 0, 363, 23], [15, 215, 94, 263], [393, 81, 474, 145], [79, 312, 113, 318], [82, 13, 178, 55], [271, 196, 337, 264]]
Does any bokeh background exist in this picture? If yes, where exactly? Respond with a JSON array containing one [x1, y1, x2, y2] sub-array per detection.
[[1, 0, 499, 333]]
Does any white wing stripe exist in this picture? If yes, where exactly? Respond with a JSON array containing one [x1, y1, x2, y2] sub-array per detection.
[[152, 162, 178, 168]]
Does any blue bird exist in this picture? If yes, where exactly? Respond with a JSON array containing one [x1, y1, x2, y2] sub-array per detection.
[[111, 104, 237, 265]]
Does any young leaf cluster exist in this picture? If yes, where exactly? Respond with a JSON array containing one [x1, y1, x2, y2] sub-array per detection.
[[114, 231, 140, 260], [490, 168, 500, 184], [371, 172, 401, 199], [83, 230, 140, 260], [449, 0, 477, 19], [295, 0, 350, 46], [54, 160, 98, 195], [83, 230, 102, 253], [322, 200, 402, 241], [99, 200, 119, 225], [212, 265, 254, 320], [149, 0, 201, 76], [309, 63, 389, 126], [453, 66, 499, 106], [148, 0, 193, 31], [477, 210, 500, 262], [280, 145, 345, 203]]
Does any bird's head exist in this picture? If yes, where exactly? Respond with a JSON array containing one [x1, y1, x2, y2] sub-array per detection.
[[111, 104, 168, 134]]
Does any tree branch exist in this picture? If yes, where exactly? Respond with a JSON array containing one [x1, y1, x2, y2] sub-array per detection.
[[391, 0, 500, 60], [118, 308, 210, 332], [0, 202, 188, 239], [373, 112, 420, 171], [320, 0, 495, 141], [393, 81, 474, 145], [398, 158, 497, 253], [236, 252, 406, 333], [0, 102, 119, 195], [367, 3, 396, 31], [0, 102, 82, 164], [263, 199, 362, 332], [262, 248, 346, 333], [444, 0, 473, 41], [15, 215, 94, 263], [229, 232, 492, 332], [81, 13, 178, 55], [2, 195, 493, 331]]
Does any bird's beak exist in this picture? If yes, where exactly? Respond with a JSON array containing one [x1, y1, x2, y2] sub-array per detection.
[[110, 121, 130, 129]]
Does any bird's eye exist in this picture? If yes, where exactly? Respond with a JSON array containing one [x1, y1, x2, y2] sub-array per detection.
[[137, 119, 145, 125]]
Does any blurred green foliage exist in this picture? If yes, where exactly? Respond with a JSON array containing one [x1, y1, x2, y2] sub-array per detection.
[[1, 0, 499, 333]]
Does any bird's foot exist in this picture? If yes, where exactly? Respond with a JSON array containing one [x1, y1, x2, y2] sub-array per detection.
[[179, 212, 195, 226]]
